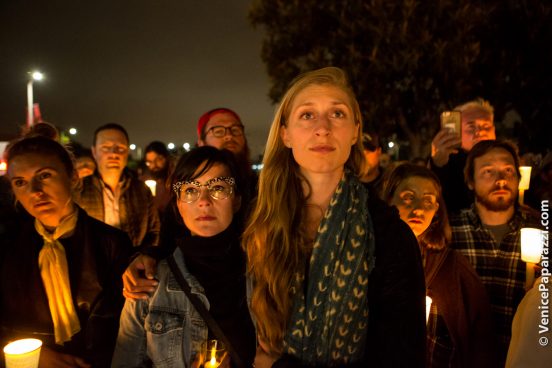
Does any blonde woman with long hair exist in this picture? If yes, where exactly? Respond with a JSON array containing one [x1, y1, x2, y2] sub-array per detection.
[[243, 67, 426, 367]]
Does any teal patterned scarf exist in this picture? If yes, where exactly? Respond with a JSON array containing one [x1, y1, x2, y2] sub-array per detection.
[[283, 171, 376, 365]]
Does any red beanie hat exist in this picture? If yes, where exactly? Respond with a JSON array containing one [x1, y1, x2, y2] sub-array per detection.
[[197, 108, 242, 139]]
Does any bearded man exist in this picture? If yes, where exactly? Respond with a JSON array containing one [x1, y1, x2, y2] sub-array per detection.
[[450, 140, 541, 365]]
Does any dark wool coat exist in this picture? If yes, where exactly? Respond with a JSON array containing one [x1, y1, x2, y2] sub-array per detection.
[[0, 207, 133, 367]]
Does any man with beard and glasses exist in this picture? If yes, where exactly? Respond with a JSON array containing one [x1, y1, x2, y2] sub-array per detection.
[[144, 141, 174, 216], [450, 140, 541, 365], [196, 108, 256, 210]]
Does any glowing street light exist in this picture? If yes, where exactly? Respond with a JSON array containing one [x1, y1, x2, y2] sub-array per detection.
[[388, 141, 395, 148], [69, 128, 77, 135], [129, 144, 137, 151], [183, 142, 191, 151], [167, 143, 175, 150], [31, 71, 44, 81], [27, 71, 44, 127]]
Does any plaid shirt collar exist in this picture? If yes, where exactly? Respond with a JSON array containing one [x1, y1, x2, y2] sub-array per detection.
[[465, 203, 524, 232]]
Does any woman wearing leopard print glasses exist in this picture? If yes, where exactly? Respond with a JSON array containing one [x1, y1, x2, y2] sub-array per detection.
[[113, 146, 255, 368]]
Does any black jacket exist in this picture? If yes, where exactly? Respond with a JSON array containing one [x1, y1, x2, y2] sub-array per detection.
[[430, 151, 473, 215], [0, 207, 133, 367]]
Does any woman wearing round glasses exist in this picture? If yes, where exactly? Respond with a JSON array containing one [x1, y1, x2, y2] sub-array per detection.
[[112, 146, 255, 368]]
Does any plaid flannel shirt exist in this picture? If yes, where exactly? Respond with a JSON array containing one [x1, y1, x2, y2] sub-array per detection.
[[75, 171, 160, 248], [450, 205, 540, 360]]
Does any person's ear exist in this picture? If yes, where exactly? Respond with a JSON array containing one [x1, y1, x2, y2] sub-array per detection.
[[197, 139, 205, 147], [91, 146, 98, 161], [70, 170, 80, 189], [352, 123, 359, 145], [280, 126, 291, 148], [467, 180, 474, 190]]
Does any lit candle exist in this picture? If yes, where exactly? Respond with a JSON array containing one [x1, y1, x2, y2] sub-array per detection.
[[518, 166, 532, 205], [426, 296, 432, 324], [521, 227, 544, 289], [145, 180, 157, 197], [3, 338, 42, 368], [204, 346, 218, 368]]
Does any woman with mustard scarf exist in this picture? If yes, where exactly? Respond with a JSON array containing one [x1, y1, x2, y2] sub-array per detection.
[[0, 136, 132, 367]]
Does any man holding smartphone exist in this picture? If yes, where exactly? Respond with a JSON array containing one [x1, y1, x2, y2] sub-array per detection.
[[430, 99, 496, 214]]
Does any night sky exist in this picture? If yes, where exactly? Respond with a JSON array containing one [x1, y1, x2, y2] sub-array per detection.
[[0, 0, 274, 159]]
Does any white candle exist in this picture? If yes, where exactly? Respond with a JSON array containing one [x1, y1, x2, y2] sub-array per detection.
[[521, 228, 543, 264], [518, 166, 532, 190], [521, 227, 544, 290], [3, 339, 42, 368], [145, 180, 157, 197], [426, 296, 432, 323]]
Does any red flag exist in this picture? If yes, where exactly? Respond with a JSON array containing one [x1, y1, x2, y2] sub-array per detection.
[[26, 103, 43, 127], [33, 103, 42, 123]]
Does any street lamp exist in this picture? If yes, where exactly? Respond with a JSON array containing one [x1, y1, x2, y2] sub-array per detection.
[[27, 71, 44, 127]]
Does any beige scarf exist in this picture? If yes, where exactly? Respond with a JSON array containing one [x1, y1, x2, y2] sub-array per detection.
[[34, 210, 81, 345]]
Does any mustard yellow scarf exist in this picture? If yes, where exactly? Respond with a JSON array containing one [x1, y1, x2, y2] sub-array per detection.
[[34, 210, 81, 345]]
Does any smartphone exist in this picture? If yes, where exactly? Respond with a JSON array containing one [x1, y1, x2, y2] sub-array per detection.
[[440, 111, 461, 135]]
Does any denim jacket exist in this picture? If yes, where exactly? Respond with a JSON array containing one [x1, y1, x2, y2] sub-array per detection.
[[112, 247, 209, 368]]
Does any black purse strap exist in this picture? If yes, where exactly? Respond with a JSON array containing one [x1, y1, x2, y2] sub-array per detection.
[[167, 254, 246, 368]]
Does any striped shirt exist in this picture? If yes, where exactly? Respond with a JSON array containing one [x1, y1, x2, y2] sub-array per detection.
[[450, 205, 540, 361]]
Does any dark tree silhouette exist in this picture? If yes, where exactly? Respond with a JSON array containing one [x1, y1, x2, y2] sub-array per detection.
[[250, 0, 552, 157]]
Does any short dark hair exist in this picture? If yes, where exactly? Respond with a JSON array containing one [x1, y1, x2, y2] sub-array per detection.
[[93, 123, 129, 146], [464, 140, 521, 187], [381, 163, 451, 250], [169, 146, 242, 229], [6, 136, 75, 177], [145, 141, 169, 157]]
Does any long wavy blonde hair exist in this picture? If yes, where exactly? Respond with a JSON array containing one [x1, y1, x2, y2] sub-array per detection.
[[243, 67, 365, 353]]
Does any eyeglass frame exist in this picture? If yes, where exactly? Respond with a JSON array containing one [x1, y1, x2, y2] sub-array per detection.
[[205, 124, 244, 138], [172, 176, 235, 203]]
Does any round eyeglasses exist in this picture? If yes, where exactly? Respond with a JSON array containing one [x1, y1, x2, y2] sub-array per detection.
[[172, 177, 235, 203], [206, 125, 244, 138]]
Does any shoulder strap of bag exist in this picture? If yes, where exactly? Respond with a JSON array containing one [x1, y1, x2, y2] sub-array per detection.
[[167, 254, 246, 368]]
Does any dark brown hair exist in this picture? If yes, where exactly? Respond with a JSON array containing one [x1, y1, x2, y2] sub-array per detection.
[[464, 140, 521, 187], [381, 163, 451, 250], [6, 136, 75, 176], [93, 123, 129, 146]]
